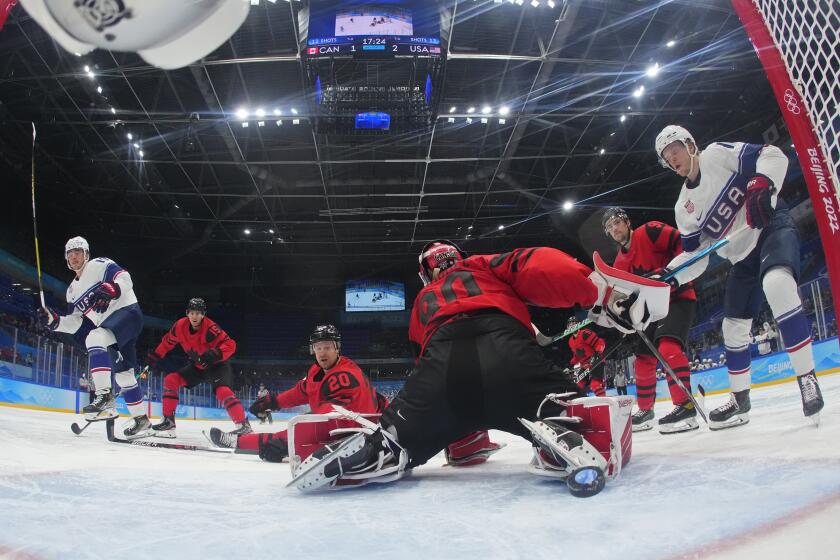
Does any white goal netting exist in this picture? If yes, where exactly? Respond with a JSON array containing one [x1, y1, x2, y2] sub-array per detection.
[[752, 0, 840, 200]]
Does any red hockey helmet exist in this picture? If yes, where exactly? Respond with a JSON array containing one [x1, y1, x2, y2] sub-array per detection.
[[418, 240, 466, 285]]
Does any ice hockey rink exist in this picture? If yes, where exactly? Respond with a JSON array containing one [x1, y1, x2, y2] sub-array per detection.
[[1, 373, 838, 560]]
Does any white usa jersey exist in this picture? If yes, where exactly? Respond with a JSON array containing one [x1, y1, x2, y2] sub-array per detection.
[[55, 257, 139, 334], [667, 142, 789, 285]]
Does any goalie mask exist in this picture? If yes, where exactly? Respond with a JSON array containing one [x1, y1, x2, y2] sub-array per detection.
[[418, 240, 466, 286], [566, 316, 579, 331], [310, 324, 341, 355], [19, 0, 250, 70], [64, 236, 90, 270]]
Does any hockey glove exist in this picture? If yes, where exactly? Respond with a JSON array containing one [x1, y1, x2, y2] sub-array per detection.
[[89, 282, 121, 313], [745, 175, 774, 229], [146, 351, 163, 374], [37, 307, 60, 330], [646, 267, 679, 290], [196, 347, 222, 368], [249, 391, 277, 416]]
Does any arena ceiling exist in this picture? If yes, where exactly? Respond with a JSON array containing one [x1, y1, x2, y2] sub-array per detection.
[[0, 0, 788, 304]]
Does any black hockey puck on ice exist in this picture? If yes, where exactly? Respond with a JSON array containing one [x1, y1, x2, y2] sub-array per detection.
[[566, 466, 606, 498]]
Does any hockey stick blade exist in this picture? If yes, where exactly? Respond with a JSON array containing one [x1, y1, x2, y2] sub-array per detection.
[[635, 329, 708, 424], [104, 419, 234, 454], [70, 420, 95, 435]]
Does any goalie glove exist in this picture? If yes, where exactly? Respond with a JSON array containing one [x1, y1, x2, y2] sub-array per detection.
[[586, 252, 670, 334], [249, 391, 277, 416], [89, 282, 121, 313]]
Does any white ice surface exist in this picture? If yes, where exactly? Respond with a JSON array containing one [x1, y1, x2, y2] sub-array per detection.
[[1, 374, 839, 560]]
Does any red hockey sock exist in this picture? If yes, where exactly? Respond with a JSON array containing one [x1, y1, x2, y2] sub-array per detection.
[[659, 337, 691, 406], [589, 377, 606, 397], [238, 430, 288, 452], [215, 385, 246, 424], [634, 354, 658, 410], [162, 372, 187, 417]]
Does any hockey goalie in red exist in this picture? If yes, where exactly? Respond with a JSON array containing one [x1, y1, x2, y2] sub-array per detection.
[[567, 317, 607, 396], [146, 298, 251, 437], [604, 207, 699, 434], [289, 241, 672, 497]]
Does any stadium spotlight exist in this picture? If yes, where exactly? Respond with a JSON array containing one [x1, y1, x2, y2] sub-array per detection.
[[620, 114, 626, 122], [127, 133, 133, 140], [666, 40, 676, 47], [256, 108, 266, 117], [499, 106, 510, 116], [562, 201, 573, 211], [236, 107, 248, 120], [481, 106, 491, 114], [244, 229, 251, 235], [449, 106, 457, 113], [498, 225, 505, 230], [467, 107, 475, 114], [633, 85, 645, 98], [599, 148, 605, 155], [646, 63, 660, 78], [530, 0, 539, 7], [138, 150, 144, 158]]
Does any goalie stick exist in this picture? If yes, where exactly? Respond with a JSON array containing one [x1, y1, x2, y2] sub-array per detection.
[[535, 224, 749, 347]]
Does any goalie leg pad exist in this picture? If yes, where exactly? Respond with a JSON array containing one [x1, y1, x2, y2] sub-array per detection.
[[444, 431, 505, 467], [518, 418, 607, 491]]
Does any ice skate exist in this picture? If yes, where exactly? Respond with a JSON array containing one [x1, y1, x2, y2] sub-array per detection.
[[123, 415, 152, 440], [152, 415, 177, 438], [631, 408, 654, 432], [229, 419, 252, 436], [208, 427, 238, 449], [709, 390, 750, 430], [657, 402, 698, 434], [82, 389, 118, 421], [797, 371, 824, 426]]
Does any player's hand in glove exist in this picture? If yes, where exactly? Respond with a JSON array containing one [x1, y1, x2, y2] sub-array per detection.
[[89, 282, 121, 313], [745, 175, 774, 229], [146, 351, 163, 375], [196, 347, 222, 368], [37, 307, 60, 330], [646, 267, 679, 290], [249, 391, 277, 417]]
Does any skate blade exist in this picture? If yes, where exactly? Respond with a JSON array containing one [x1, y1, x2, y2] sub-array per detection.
[[709, 414, 749, 431], [84, 410, 118, 422], [152, 431, 177, 439], [658, 419, 699, 435], [631, 422, 654, 433], [808, 413, 820, 428], [124, 430, 153, 441], [287, 433, 367, 492]]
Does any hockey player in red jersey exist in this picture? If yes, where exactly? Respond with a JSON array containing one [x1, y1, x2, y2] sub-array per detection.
[[567, 316, 607, 396], [604, 207, 699, 434], [146, 298, 251, 437], [288, 241, 672, 496], [209, 324, 382, 461]]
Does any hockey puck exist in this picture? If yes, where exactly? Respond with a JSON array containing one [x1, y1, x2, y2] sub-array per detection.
[[566, 466, 606, 498]]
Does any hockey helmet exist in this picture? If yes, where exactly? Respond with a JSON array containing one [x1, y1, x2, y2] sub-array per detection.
[[186, 297, 207, 314], [566, 316, 579, 330], [64, 236, 90, 270], [310, 324, 341, 355], [418, 240, 466, 285], [601, 207, 630, 235], [655, 125, 696, 169], [19, 0, 250, 70]]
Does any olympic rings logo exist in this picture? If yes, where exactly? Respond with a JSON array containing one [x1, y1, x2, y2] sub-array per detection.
[[783, 89, 801, 115]]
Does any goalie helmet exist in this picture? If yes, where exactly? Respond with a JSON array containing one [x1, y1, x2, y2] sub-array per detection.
[[567, 316, 579, 330], [655, 125, 696, 169], [64, 236, 90, 270], [601, 207, 630, 235], [310, 324, 341, 355], [186, 297, 207, 313], [418, 240, 466, 286], [19, 0, 250, 70]]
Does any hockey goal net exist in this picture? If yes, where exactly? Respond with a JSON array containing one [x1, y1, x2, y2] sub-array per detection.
[[732, 0, 840, 321]]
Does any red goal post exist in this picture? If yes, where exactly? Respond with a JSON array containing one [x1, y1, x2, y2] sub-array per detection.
[[731, 0, 840, 322]]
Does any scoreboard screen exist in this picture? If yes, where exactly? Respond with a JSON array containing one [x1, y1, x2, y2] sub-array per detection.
[[305, 1, 441, 58]]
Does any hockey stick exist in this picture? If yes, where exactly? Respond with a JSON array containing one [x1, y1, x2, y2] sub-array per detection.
[[30, 123, 46, 308], [104, 419, 236, 454], [535, 226, 750, 347], [635, 330, 708, 424], [70, 419, 100, 435]]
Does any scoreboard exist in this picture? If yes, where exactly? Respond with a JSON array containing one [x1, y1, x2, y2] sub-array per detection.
[[305, 36, 441, 58]]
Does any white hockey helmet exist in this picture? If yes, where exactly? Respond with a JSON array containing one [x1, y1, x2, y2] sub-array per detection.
[[65, 235, 90, 269], [19, 0, 251, 70], [655, 125, 696, 169]]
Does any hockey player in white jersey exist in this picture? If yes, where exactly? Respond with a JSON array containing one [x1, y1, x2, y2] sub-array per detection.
[[654, 125, 824, 429], [37, 237, 151, 439]]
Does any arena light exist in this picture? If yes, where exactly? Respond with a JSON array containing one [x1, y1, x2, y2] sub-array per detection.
[[244, 229, 251, 235], [481, 106, 492, 114], [481, 117, 488, 124], [241, 122, 249, 128], [499, 106, 510, 116], [562, 200, 573, 211], [599, 148, 605, 155], [467, 106, 475, 114], [466, 117, 473, 124], [666, 40, 676, 47], [236, 107, 248, 120], [498, 118, 506, 124], [530, 0, 539, 6], [273, 108, 282, 116], [447, 117, 455, 123], [96, 86, 102, 94], [276, 120, 283, 126], [257, 121, 265, 127], [269, 229, 275, 234], [633, 85, 645, 98], [292, 118, 300, 125], [87, 70, 95, 79], [646, 62, 660, 78], [498, 225, 505, 230], [133, 142, 139, 148], [291, 107, 299, 115], [449, 106, 457, 113], [620, 114, 626, 122], [84, 65, 90, 72], [110, 107, 116, 114], [547, 0, 556, 6], [127, 133, 133, 140], [255, 108, 266, 118], [138, 150, 144, 158]]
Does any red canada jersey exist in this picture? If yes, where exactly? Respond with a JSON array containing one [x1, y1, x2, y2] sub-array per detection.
[[154, 316, 236, 370], [275, 355, 381, 415], [568, 328, 605, 366], [409, 247, 598, 357], [612, 221, 697, 301]]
